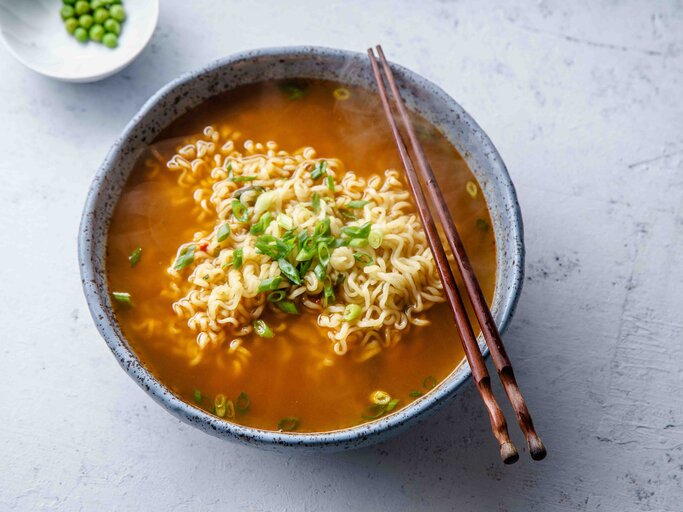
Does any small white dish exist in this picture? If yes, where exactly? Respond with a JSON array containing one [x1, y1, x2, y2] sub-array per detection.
[[0, 0, 158, 82]]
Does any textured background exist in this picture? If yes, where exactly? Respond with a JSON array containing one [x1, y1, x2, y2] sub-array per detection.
[[2, 1, 682, 510]]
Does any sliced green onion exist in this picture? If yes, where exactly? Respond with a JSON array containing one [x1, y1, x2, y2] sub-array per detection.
[[267, 290, 286, 302], [236, 391, 250, 413], [476, 218, 490, 232], [254, 190, 276, 218], [314, 218, 331, 238], [112, 291, 132, 305], [347, 200, 369, 209], [231, 199, 248, 222], [368, 229, 383, 249], [385, 398, 400, 413], [361, 404, 386, 420], [258, 276, 282, 293], [228, 164, 257, 183], [255, 234, 292, 260], [311, 192, 321, 213], [371, 390, 391, 406], [253, 319, 274, 338], [173, 244, 196, 270], [278, 258, 301, 285], [322, 278, 335, 307], [332, 238, 349, 248], [217, 223, 231, 242], [333, 87, 351, 100], [326, 175, 335, 191], [276, 300, 299, 315], [277, 213, 293, 231], [298, 259, 313, 277], [311, 160, 327, 180], [341, 221, 372, 239], [277, 417, 300, 431], [353, 252, 373, 266], [233, 248, 243, 269], [314, 263, 326, 282], [339, 209, 357, 221], [423, 376, 437, 390], [281, 83, 305, 100], [317, 242, 331, 267], [250, 212, 272, 235], [128, 247, 142, 267], [409, 390, 423, 398], [193, 389, 202, 403], [466, 180, 478, 198], [343, 304, 362, 322], [233, 185, 264, 199], [296, 238, 316, 262], [349, 238, 369, 248], [214, 394, 227, 417]]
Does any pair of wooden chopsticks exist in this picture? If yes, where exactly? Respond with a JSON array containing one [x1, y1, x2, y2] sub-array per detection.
[[368, 45, 546, 464]]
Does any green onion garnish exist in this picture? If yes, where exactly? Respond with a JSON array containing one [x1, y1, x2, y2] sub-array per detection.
[[332, 238, 349, 248], [214, 394, 227, 417], [347, 200, 369, 209], [253, 319, 274, 338], [322, 278, 335, 307], [173, 244, 196, 270], [361, 404, 386, 420], [409, 390, 423, 398], [250, 212, 272, 235], [317, 242, 331, 267], [343, 304, 362, 322], [193, 389, 202, 403], [229, 174, 257, 183], [276, 300, 299, 315], [312, 192, 321, 213], [278, 258, 301, 285], [423, 376, 437, 389], [368, 229, 383, 249], [354, 252, 373, 266], [217, 223, 231, 242], [267, 290, 286, 302], [314, 263, 326, 282], [233, 185, 265, 199], [233, 248, 243, 269], [277, 214, 293, 231], [231, 200, 248, 222], [112, 291, 132, 305], [475, 218, 490, 232], [385, 398, 400, 413], [349, 238, 369, 248], [277, 417, 300, 431], [339, 209, 357, 221], [296, 238, 316, 262], [341, 221, 372, 239], [128, 247, 142, 267], [281, 83, 305, 100], [314, 218, 331, 237], [255, 234, 293, 260], [236, 391, 250, 413], [326, 175, 335, 191], [299, 259, 313, 276], [311, 160, 327, 180], [258, 276, 282, 293]]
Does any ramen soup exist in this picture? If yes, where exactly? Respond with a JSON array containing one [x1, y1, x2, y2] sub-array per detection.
[[107, 79, 496, 433]]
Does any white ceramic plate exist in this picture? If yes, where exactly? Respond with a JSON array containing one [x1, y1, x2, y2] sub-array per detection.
[[0, 0, 158, 82]]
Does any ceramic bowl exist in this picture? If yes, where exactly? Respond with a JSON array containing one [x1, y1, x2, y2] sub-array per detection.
[[0, 0, 158, 82], [79, 46, 524, 452]]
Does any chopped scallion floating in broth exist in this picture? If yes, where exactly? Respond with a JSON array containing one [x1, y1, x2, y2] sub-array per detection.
[[258, 276, 282, 293], [311, 160, 327, 180], [128, 247, 142, 267], [253, 319, 274, 338], [343, 304, 362, 322], [236, 392, 250, 413], [112, 291, 132, 305], [409, 390, 423, 398], [276, 300, 299, 315], [193, 389, 203, 403], [217, 223, 231, 242], [466, 180, 478, 198], [476, 218, 490, 232], [277, 258, 301, 285], [423, 376, 437, 390], [277, 417, 300, 432], [173, 244, 195, 271]]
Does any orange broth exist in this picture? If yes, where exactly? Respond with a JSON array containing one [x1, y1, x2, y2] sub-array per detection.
[[106, 79, 496, 432]]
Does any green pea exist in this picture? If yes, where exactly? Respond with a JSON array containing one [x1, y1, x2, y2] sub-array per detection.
[[109, 4, 125, 22], [64, 17, 79, 34], [102, 32, 118, 48], [103, 18, 120, 35], [78, 14, 94, 29], [93, 7, 109, 24], [63, 0, 77, 5], [60, 5, 75, 19], [89, 24, 104, 42], [73, 26, 88, 43], [74, 1, 90, 15]]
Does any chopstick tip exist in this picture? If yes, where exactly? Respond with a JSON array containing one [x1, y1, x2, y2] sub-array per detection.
[[528, 435, 547, 461], [500, 442, 519, 465]]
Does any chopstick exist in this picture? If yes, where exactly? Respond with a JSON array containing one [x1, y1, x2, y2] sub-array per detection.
[[368, 45, 546, 463]]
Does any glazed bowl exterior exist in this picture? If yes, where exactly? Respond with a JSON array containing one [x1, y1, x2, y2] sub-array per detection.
[[78, 46, 524, 452]]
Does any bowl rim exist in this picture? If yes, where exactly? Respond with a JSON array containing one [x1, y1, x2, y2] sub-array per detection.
[[78, 45, 525, 450], [0, 0, 159, 83]]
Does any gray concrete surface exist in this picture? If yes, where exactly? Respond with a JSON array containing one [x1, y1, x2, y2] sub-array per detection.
[[1, 1, 682, 510]]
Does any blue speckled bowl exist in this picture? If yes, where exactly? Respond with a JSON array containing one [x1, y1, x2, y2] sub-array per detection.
[[78, 46, 524, 452]]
